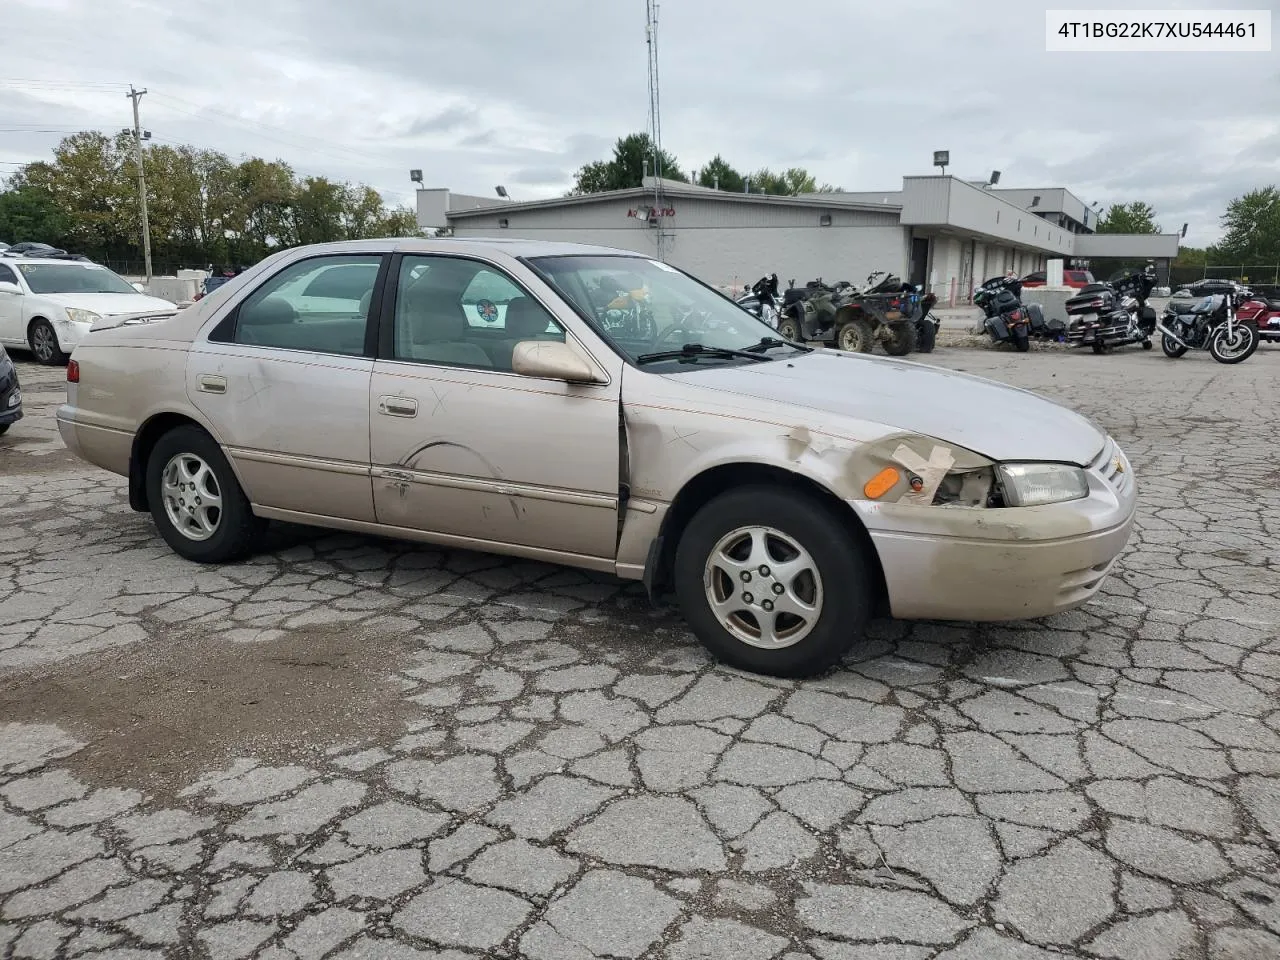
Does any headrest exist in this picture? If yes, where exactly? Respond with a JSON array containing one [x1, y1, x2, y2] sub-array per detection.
[[505, 297, 549, 338], [247, 296, 297, 326]]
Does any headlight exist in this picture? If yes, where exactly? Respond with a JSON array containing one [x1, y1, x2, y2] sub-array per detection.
[[65, 308, 102, 325], [998, 463, 1089, 507]]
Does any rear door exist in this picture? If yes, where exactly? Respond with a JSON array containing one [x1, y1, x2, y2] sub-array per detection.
[[187, 252, 388, 522]]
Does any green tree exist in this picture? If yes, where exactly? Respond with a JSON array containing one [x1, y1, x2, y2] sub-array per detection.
[[290, 176, 346, 245], [1096, 201, 1161, 234], [696, 154, 744, 192], [1216, 186, 1280, 264], [747, 167, 820, 196], [375, 206, 425, 238], [0, 184, 70, 245], [569, 132, 686, 194]]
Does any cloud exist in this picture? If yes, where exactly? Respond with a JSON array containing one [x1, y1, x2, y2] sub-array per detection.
[[0, 0, 1275, 241]]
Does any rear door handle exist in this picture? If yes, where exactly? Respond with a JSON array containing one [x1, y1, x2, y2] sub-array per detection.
[[378, 396, 418, 417], [197, 375, 227, 394]]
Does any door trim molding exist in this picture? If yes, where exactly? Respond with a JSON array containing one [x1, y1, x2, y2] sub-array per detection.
[[372, 463, 617, 510], [226, 446, 372, 477]]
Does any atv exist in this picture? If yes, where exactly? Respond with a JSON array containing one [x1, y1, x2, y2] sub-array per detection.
[[777, 272, 923, 356]]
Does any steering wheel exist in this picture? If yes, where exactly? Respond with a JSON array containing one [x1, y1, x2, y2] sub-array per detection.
[[657, 324, 696, 345]]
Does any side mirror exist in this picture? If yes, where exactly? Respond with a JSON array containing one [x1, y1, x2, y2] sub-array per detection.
[[0, 281, 20, 295], [512, 340, 600, 383], [132, 281, 147, 293]]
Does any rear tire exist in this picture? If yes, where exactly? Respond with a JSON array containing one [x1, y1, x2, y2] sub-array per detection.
[[145, 425, 265, 563], [1091, 342, 1106, 355], [673, 486, 873, 678], [1142, 339, 1153, 350], [883, 321, 918, 356], [1013, 328, 1030, 352], [1161, 334, 1188, 358], [915, 318, 937, 353], [836, 317, 875, 353], [0, 423, 9, 436], [28, 319, 67, 366]]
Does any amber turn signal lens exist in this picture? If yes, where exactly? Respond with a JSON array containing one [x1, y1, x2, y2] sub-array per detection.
[[863, 467, 900, 499]]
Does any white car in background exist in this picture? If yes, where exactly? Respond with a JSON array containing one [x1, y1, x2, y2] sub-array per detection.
[[0, 258, 178, 364]]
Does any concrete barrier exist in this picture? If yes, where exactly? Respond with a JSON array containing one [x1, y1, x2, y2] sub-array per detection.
[[1021, 286, 1076, 326]]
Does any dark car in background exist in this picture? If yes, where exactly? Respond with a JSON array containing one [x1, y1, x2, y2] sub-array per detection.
[[0, 344, 23, 435]]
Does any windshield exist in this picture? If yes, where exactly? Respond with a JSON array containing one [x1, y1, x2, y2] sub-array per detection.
[[525, 255, 802, 369], [17, 262, 137, 295]]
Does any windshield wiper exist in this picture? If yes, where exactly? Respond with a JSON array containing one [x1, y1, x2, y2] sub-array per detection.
[[744, 336, 809, 353], [636, 342, 774, 365]]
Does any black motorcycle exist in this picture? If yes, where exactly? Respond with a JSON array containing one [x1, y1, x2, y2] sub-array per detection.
[[973, 276, 1047, 352], [1064, 268, 1158, 353], [1156, 290, 1259, 365], [735, 273, 780, 328]]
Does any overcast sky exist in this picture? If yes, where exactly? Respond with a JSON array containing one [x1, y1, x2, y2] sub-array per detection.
[[3, 0, 1276, 243]]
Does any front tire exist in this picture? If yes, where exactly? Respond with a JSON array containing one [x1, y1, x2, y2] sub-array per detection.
[[145, 425, 265, 563], [28, 319, 67, 365], [836, 317, 875, 354], [673, 486, 873, 677], [1161, 334, 1188, 358], [1142, 339, 1153, 350], [777, 317, 802, 343], [1208, 323, 1258, 364], [883, 322, 918, 356]]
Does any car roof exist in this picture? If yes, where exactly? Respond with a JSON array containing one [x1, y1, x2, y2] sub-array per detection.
[[2, 257, 104, 267], [392, 237, 648, 259]]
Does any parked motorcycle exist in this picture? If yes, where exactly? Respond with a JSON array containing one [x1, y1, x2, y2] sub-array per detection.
[[1064, 267, 1158, 354], [735, 273, 780, 328], [1156, 290, 1259, 364], [1235, 290, 1280, 344], [973, 275, 1046, 351]]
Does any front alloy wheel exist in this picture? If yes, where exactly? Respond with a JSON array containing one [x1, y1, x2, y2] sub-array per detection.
[[29, 319, 67, 365], [704, 526, 823, 649]]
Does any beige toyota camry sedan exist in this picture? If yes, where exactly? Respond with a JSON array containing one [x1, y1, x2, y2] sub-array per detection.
[[57, 239, 1136, 677]]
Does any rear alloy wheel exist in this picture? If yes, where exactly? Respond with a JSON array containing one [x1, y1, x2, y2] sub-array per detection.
[[146, 425, 265, 562], [777, 317, 802, 343], [673, 486, 873, 677], [28, 319, 67, 366], [883, 321, 918, 356], [836, 317, 876, 353], [1161, 334, 1188, 358]]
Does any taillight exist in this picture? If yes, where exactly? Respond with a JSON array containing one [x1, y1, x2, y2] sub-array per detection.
[[1010, 310, 1022, 320], [67, 360, 79, 383]]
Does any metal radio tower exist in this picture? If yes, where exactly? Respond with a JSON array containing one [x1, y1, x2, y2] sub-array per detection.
[[645, 0, 668, 260]]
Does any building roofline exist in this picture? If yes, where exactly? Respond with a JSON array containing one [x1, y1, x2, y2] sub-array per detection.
[[445, 180, 902, 219]]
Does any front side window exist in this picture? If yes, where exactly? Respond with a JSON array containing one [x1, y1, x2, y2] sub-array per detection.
[[232, 255, 380, 356], [17, 262, 136, 295], [526, 255, 803, 371], [392, 256, 564, 372]]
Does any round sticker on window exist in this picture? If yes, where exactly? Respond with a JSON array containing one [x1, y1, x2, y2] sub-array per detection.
[[477, 299, 499, 322]]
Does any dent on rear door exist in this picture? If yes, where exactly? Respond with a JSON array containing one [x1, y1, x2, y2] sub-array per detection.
[[186, 343, 377, 521]]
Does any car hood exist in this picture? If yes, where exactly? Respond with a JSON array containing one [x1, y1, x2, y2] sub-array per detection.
[[41, 293, 178, 315], [671, 350, 1106, 465]]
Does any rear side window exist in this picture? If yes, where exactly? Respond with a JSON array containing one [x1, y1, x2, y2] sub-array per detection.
[[226, 255, 381, 356], [0, 264, 17, 285]]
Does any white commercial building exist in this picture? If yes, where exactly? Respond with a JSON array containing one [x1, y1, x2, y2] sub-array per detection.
[[417, 176, 1180, 302]]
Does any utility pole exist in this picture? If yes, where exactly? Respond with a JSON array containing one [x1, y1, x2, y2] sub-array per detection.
[[126, 85, 153, 284]]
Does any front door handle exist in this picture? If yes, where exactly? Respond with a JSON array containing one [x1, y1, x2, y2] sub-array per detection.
[[197, 374, 227, 394], [378, 396, 418, 418]]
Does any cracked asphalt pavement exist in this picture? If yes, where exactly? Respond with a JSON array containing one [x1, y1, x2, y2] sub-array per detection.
[[1, 346, 1279, 960]]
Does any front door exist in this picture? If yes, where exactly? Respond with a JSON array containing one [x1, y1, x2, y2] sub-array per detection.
[[187, 252, 385, 522], [0, 263, 23, 345], [369, 254, 620, 562], [909, 237, 930, 289]]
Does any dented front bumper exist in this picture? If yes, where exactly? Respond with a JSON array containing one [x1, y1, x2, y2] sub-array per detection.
[[853, 437, 1137, 622]]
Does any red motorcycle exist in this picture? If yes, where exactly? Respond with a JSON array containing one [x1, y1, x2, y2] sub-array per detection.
[[1236, 291, 1280, 344]]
